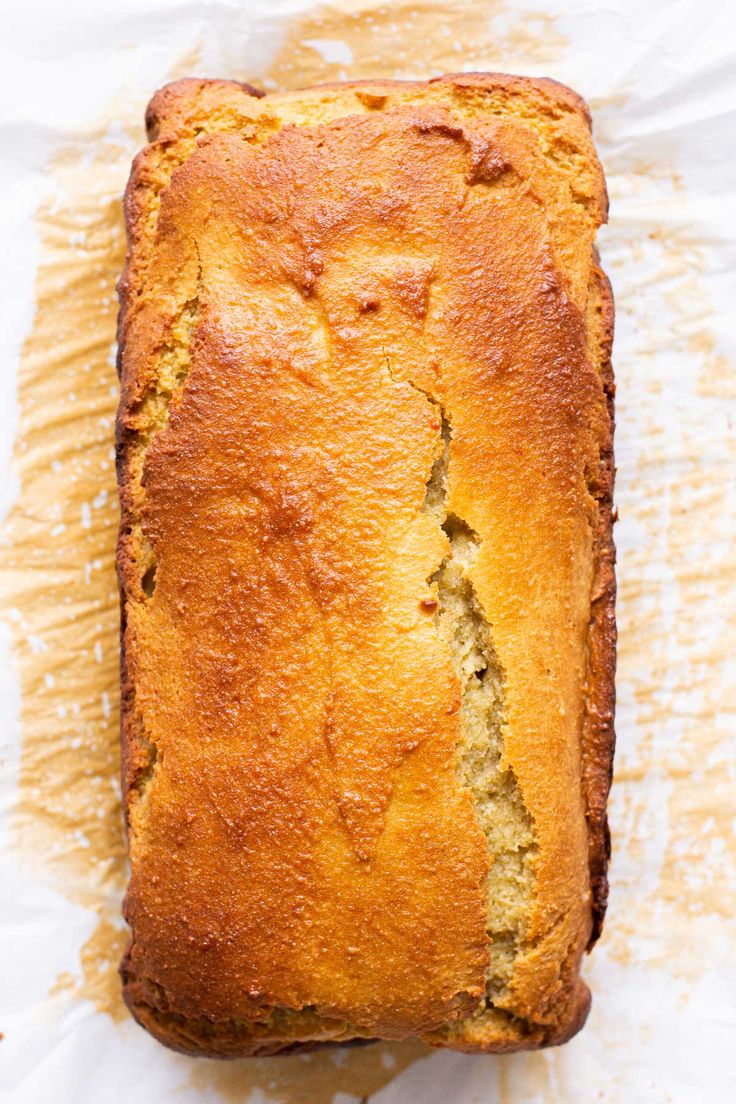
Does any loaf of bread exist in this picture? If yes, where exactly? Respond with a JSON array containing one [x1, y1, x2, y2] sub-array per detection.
[[116, 73, 615, 1057]]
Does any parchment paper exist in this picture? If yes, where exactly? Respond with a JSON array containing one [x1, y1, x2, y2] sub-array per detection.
[[1, 1, 734, 1101]]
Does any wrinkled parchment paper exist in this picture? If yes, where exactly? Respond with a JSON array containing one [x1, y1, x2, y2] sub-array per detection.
[[1, 1, 735, 1100]]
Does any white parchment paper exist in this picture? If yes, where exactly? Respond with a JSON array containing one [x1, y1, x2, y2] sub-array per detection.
[[1, 1, 735, 1101]]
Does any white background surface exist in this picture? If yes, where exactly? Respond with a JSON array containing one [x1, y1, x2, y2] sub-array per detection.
[[1, 1, 735, 1101]]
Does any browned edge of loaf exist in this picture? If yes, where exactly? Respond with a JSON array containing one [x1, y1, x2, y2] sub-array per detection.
[[115, 70, 616, 1058], [583, 260, 616, 946]]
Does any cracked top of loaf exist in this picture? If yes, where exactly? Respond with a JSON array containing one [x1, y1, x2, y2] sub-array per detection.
[[116, 72, 615, 1057]]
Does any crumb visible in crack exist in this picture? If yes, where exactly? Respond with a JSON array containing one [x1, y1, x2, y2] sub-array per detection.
[[130, 291, 200, 449], [422, 409, 536, 1005], [141, 563, 157, 599], [124, 276, 201, 817]]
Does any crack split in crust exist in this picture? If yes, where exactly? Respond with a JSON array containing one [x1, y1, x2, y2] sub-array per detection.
[[422, 409, 536, 1005], [116, 72, 615, 1058]]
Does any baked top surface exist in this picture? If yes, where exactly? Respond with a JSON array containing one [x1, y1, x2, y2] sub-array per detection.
[[117, 73, 614, 1055]]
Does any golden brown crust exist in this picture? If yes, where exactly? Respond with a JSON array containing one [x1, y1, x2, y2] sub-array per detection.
[[116, 73, 615, 1057]]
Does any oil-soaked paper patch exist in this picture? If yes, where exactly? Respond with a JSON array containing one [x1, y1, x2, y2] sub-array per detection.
[[1, 1, 735, 1102]]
